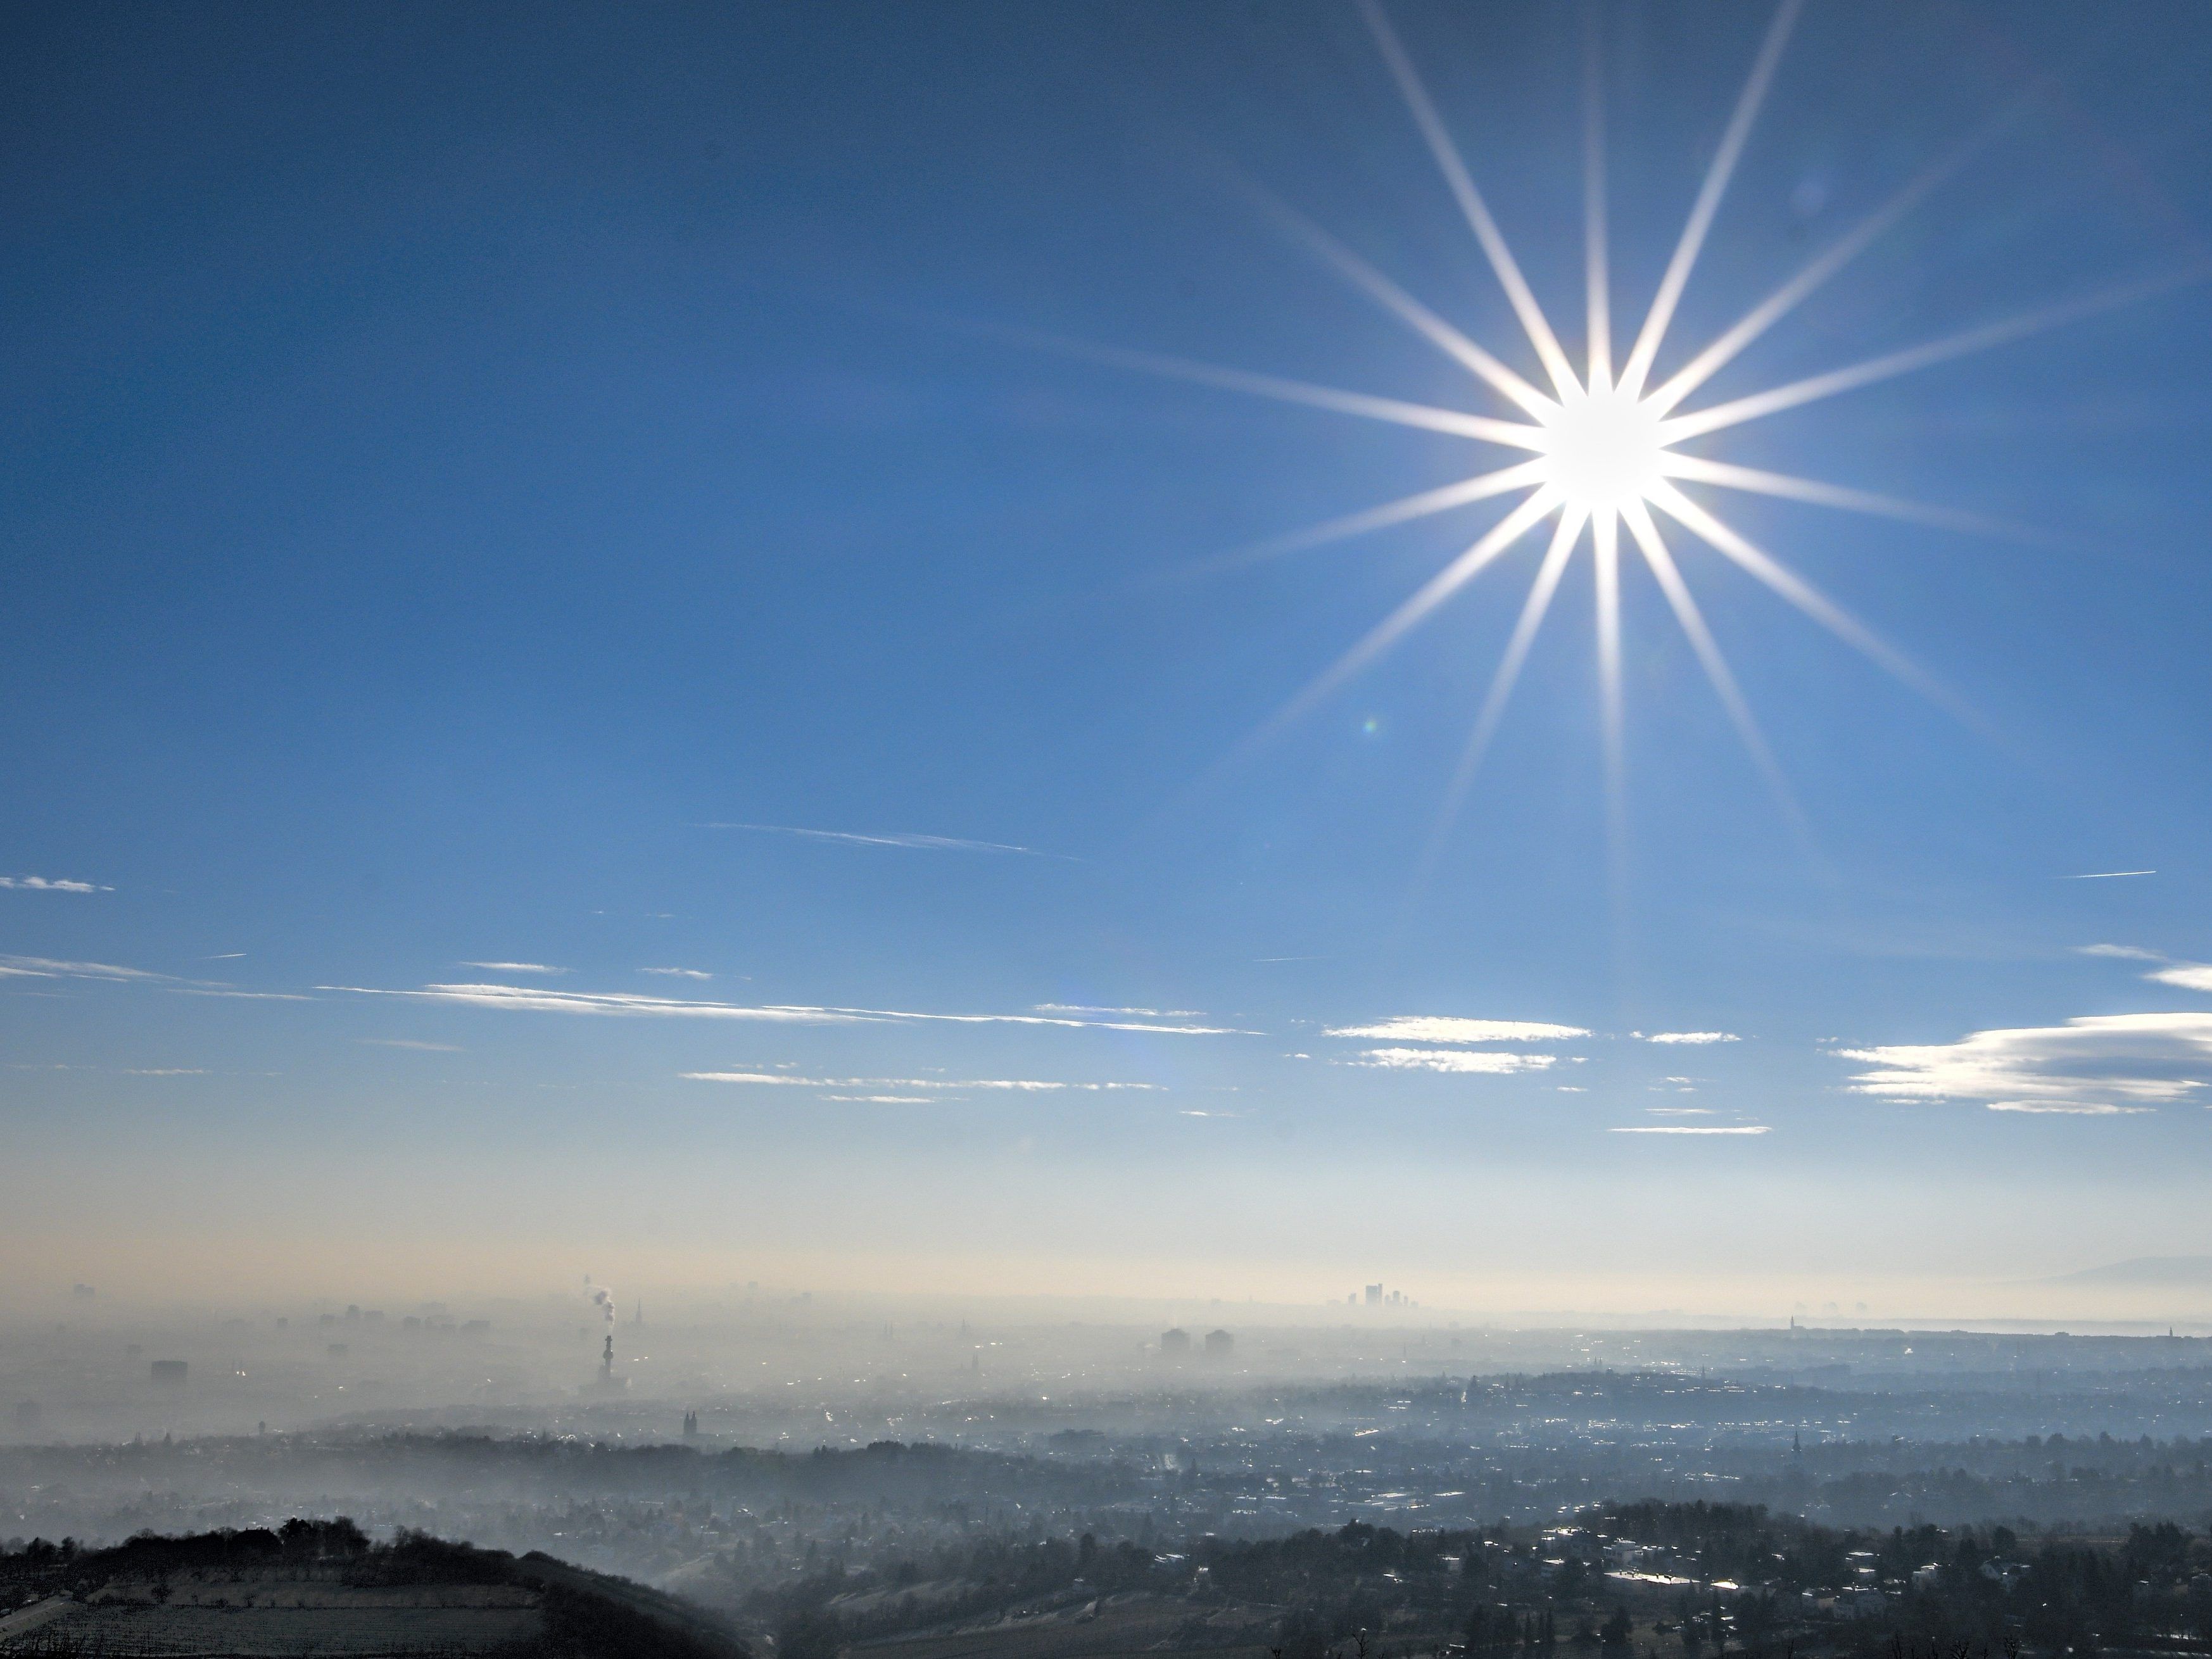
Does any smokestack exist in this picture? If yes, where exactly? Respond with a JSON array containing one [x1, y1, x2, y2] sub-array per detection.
[[586, 1277, 617, 1379]]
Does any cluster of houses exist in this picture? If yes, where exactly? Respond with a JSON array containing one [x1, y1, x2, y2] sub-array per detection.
[[1518, 1525, 2037, 1623]]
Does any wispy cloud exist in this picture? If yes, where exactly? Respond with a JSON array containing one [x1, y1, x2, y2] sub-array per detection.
[[341, 985, 860, 1023], [332, 981, 1239, 1033], [2076, 945, 2212, 994], [823, 1095, 935, 1104], [683, 1071, 1163, 1092], [944, 1078, 1165, 1090], [124, 1067, 206, 1076], [2152, 963, 2212, 993], [641, 967, 712, 980], [2064, 869, 2155, 879], [702, 823, 1061, 857], [171, 987, 311, 1000], [1611, 1125, 1771, 1135], [1344, 1047, 1557, 1074], [458, 961, 567, 975], [1637, 1030, 1739, 1045], [1036, 1002, 1203, 1018], [1988, 1101, 2150, 1116], [1838, 1011, 2212, 1113], [0, 954, 166, 981], [1327, 1017, 1588, 1044], [1647, 1106, 1716, 1116], [0, 875, 111, 893], [358, 1038, 463, 1052]]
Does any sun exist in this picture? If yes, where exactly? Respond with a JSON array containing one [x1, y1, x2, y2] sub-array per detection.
[[1059, 0, 2188, 841], [1537, 382, 1669, 519]]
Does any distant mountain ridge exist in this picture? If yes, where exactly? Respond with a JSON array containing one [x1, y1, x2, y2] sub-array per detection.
[[2051, 1255, 2212, 1287]]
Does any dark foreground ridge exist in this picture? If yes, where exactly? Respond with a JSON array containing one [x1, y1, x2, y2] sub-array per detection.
[[742, 1501, 2212, 1659], [0, 1518, 750, 1658]]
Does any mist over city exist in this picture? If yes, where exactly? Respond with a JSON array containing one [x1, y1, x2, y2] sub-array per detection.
[[6, 3, 2212, 1658]]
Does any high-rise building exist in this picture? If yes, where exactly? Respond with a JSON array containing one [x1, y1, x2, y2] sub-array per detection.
[[1364, 1284, 1383, 1306], [1160, 1327, 1192, 1354]]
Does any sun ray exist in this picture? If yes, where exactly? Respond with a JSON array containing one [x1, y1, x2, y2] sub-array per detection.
[[1621, 499, 1807, 833], [1657, 453, 2060, 546], [1646, 479, 1967, 721], [1582, 3, 1612, 390], [1660, 264, 2210, 442], [1592, 508, 1629, 921], [1360, 0, 1583, 400], [1617, 0, 1802, 400], [1191, 459, 1552, 576], [1029, 334, 1550, 449], [1242, 182, 1559, 420], [1263, 488, 1560, 735], [1645, 87, 2042, 417], [1415, 507, 1586, 880], [1455, 506, 1589, 785], [1592, 507, 1624, 817]]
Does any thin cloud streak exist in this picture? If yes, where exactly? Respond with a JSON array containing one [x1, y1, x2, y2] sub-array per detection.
[[1346, 1047, 1557, 1074], [170, 987, 311, 1000], [702, 823, 1062, 857], [2067, 870, 2156, 880], [2075, 944, 2212, 992], [1639, 1031, 1740, 1045], [1989, 1102, 2151, 1116], [0, 955, 168, 982], [458, 961, 568, 975], [1611, 1125, 1771, 1135], [0, 875, 110, 892], [1035, 1003, 1203, 1018], [1327, 1016, 1588, 1044], [334, 982, 1239, 1033], [683, 1072, 1164, 1092]]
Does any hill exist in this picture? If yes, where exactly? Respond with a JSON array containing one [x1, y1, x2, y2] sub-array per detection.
[[0, 1518, 750, 1658], [2051, 1254, 2212, 1288]]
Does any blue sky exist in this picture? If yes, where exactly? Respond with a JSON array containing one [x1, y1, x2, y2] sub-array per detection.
[[5, 2, 2212, 1316]]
